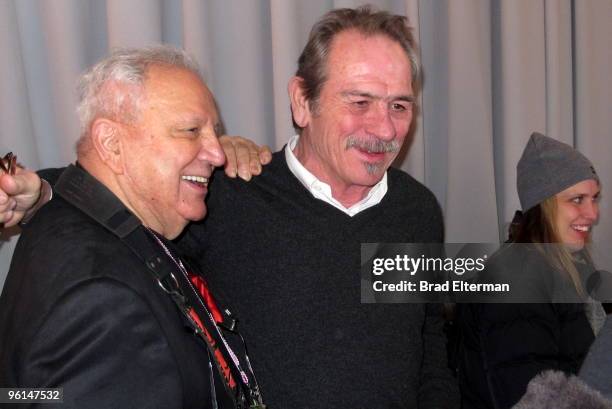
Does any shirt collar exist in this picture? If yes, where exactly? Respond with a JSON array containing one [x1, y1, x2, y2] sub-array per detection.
[[285, 134, 388, 217]]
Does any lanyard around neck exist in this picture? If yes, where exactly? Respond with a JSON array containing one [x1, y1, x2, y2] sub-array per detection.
[[144, 227, 266, 409]]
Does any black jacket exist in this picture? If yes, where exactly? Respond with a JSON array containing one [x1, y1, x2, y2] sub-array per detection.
[[457, 245, 595, 409], [0, 165, 247, 409]]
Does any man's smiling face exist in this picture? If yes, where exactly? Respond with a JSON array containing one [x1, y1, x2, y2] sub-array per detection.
[[295, 30, 414, 199]]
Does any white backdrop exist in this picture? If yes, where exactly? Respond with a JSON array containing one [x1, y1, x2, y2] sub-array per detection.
[[1, 0, 611, 289]]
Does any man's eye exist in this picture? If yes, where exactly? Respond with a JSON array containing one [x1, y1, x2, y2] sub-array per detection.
[[391, 102, 412, 112], [175, 127, 200, 139], [353, 100, 369, 107]]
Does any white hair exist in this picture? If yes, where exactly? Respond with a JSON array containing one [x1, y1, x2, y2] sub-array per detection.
[[76, 45, 202, 154]]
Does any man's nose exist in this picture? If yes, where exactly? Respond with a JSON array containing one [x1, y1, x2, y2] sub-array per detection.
[[199, 130, 226, 168], [366, 105, 396, 141]]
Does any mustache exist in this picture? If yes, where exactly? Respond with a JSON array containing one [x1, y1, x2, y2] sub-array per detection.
[[345, 136, 400, 153]]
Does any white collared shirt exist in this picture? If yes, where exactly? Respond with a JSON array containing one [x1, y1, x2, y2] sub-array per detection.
[[285, 134, 388, 217]]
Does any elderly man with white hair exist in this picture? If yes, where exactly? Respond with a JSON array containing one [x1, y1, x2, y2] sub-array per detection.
[[0, 46, 267, 409]]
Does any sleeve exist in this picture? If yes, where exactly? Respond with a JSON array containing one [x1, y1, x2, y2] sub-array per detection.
[[37, 167, 66, 185], [19, 279, 183, 409], [175, 169, 231, 270], [418, 303, 461, 409], [476, 303, 563, 409], [176, 222, 206, 267]]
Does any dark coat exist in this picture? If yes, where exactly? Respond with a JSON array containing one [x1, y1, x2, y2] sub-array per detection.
[[457, 245, 595, 409], [0, 165, 240, 409]]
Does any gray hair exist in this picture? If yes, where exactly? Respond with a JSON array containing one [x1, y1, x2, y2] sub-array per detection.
[[76, 45, 202, 154]]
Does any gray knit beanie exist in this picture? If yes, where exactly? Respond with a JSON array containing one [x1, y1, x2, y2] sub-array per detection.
[[517, 132, 599, 211]]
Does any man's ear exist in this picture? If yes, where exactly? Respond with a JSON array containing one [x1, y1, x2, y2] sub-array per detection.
[[288, 76, 311, 128], [90, 118, 124, 174]]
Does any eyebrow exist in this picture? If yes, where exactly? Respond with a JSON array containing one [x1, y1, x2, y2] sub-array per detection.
[[175, 115, 203, 125], [341, 90, 415, 103], [566, 190, 601, 198], [176, 114, 220, 128]]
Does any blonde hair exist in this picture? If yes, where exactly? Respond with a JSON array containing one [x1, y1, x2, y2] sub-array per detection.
[[541, 197, 588, 297], [514, 196, 589, 297]]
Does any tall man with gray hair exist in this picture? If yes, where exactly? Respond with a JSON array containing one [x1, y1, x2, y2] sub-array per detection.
[[180, 6, 458, 408], [0, 46, 266, 409], [0, 6, 458, 408]]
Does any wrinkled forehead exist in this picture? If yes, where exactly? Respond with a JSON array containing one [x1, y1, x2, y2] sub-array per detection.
[[325, 30, 413, 86]]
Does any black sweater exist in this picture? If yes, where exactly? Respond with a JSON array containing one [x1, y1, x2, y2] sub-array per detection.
[[178, 150, 459, 408]]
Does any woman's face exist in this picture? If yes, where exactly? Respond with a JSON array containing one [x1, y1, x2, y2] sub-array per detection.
[[555, 179, 600, 250]]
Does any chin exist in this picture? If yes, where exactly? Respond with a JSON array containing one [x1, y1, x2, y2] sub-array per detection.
[[357, 174, 385, 187], [191, 210, 207, 222], [353, 165, 383, 181], [564, 240, 586, 252], [180, 206, 207, 223]]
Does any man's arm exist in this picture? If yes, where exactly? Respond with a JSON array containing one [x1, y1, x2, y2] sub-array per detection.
[[0, 137, 272, 226], [20, 279, 184, 409]]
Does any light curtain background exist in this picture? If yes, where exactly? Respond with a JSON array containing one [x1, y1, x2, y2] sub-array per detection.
[[1, 0, 611, 290]]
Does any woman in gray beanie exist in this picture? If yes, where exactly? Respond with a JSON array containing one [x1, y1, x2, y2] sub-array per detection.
[[458, 132, 603, 409]]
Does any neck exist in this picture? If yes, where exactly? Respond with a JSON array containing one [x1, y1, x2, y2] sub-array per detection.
[[293, 136, 372, 208], [329, 186, 371, 208]]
